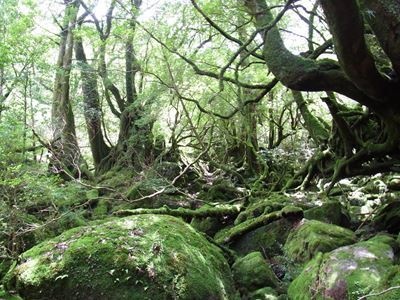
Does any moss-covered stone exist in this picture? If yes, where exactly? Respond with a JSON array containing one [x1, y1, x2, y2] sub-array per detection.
[[368, 265, 400, 300], [287, 252, 324, 299], [216, 206, 303, 251], [199, 179, 243, 202], [231, 219, 293, 256], [3, 215, 236, 299], [304, 200, 350, 227], [284, 219, 356, 263], [190, 216, 223, 236], [232, 252, 280, 294], [288, 235, 399, 300]]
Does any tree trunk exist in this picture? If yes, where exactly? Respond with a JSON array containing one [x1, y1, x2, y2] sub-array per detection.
[[291, 90, 329, 145], [75, 35, 111, 170], [50, 0, 84, 177]]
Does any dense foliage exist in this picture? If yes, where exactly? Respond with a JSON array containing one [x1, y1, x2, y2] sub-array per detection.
[[1, 0, 400, 299]]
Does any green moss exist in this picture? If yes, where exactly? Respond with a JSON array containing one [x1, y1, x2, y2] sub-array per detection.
[[92, 199, 109, 217], [199, 180, 242, 202], [288, 235, 399, 300], [190, 216, 222, 236], [281, 206, 304, 220], [234, 194, 290, 225], [232, 252, 280, 294], [373, 201, 400, 233], [287, 252, 324, 300], [368, 265, 400, 299], [215, 210, 283, 245], [304, 200, 350, 226], [284, 219, 356, 263], [231, 219, 292, 257], [0, 259, 12, 281], [4, 215, 236, 299], [0, 286, 22, 300], [85, 189, 99, 200]]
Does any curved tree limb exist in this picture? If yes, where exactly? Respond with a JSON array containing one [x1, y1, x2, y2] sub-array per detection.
[[360, 0, 400, 77], [320, 0, 397, 103], [243, 0, 383, 112]]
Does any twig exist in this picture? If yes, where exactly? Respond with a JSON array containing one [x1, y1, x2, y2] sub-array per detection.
[[126, 145, 210, 203], [358, 286, 400, 300]]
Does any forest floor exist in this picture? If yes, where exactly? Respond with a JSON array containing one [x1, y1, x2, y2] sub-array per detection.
[[1, 164, 400, 299]]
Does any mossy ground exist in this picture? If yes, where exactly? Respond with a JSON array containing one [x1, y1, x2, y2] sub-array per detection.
[[4, 215, 236, 300]]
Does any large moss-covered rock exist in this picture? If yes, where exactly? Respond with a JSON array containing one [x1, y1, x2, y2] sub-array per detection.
[[232, 252, 280, 294], [288, 235, 399, 300], [304, 200, 350, 227], [4, 215, 236, 300], [284, 219, 356, 263]]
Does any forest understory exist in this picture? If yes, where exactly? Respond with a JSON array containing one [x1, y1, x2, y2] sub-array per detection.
[[1, 0, 400, 299]]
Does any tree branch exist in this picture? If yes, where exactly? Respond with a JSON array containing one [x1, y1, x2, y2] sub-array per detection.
[[320, 0, 397, 103], [244, 0, 382, 111]]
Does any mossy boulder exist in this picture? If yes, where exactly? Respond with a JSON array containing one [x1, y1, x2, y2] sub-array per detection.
[[284, 219, 356, 263], [190, 216, 224, 236], [232, 252, 280, 294], [3, 215, 236, 299], [231, 219, 293, 256], [288, 235, 400, 300], [304, 200, 350, 227], [199, 179, 243, 202]]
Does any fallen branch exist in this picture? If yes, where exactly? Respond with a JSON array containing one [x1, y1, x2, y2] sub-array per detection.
[[358, 286, 400, 300], [114, 204, 243, 218], [215, 206, 303, 244]]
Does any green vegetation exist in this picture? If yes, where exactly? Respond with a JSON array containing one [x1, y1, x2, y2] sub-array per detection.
[[284, 219, 357, 263], [1, 0, 400, 298], [4, 215, 235, 299]]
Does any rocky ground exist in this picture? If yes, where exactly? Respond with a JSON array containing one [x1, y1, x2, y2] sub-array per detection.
[[1, 173, 400, 299]]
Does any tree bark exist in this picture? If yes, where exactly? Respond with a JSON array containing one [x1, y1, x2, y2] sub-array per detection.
[[50, 0, 84, 177], [75, 35, 111, 169], [292, 90, 329, 145]]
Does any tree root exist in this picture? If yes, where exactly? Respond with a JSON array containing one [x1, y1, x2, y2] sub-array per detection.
[[114, 204, 243, 218], [214, 206, 303, 245]]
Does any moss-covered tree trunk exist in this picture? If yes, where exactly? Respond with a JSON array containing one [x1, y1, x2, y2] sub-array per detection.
[[50, 0, 84, 177], [96, 0, 158, 174], [244, 0, 400, 189], [74, 33, 111, 170]]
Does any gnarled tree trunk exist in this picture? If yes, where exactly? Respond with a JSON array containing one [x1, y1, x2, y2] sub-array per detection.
[[244, 0, 400, 190]]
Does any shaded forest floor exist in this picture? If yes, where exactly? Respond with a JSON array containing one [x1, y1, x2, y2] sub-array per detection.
[[1, 161, 400, 299]]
